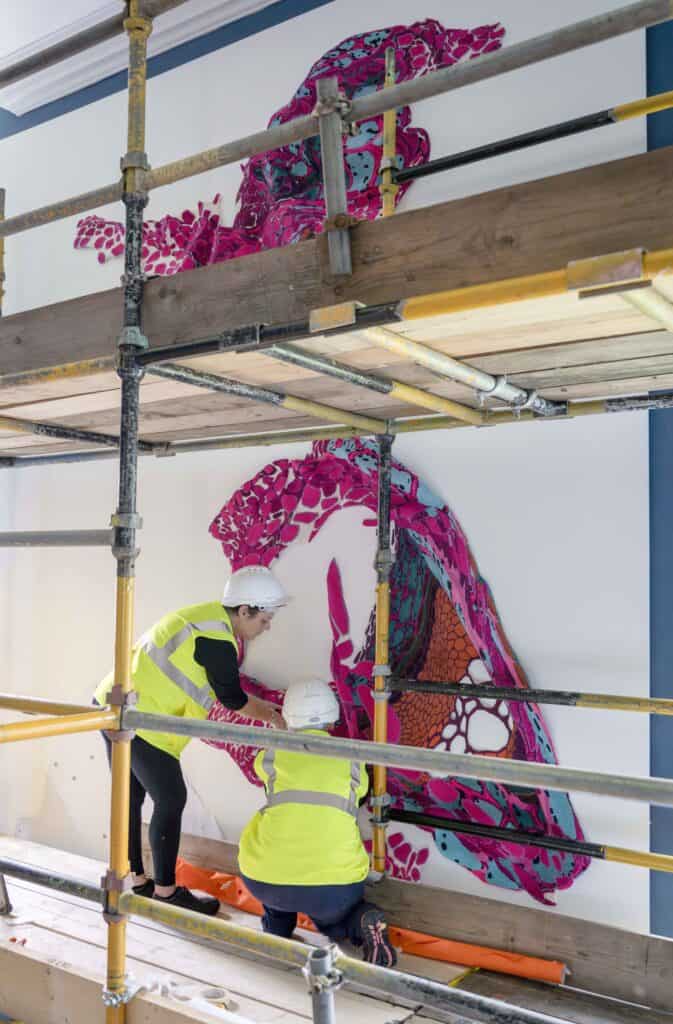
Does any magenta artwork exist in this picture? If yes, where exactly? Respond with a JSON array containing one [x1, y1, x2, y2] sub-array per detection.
[[75, 19, 589, 903], [74, 19, 505, 272], [205, 439, 590, 905]]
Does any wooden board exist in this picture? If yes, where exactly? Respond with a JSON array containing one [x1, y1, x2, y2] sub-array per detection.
[[0, 837, 464, 1022], [459, 972, 673, 1024], [171, 833, 673, 1015], [2, 148, 673, 378]]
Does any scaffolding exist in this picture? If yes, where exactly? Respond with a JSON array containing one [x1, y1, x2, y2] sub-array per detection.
[[1, 2, 673, 1022]]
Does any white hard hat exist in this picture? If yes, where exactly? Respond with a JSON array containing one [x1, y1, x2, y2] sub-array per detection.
[[222, 565, 289, 611], [283, 679, 340, 730]]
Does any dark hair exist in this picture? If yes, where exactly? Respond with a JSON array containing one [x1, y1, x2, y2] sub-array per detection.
[[224, 605, 261, 618]]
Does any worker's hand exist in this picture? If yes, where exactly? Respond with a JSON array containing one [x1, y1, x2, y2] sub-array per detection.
[[268, 708, 287, 730]]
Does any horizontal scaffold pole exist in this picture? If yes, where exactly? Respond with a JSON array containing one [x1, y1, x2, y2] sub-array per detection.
[[267, 343, 484, 425], [357, 326, 565, 416], [1, 1, 671, 239], [0, 692, 96, 716], [0, 708, 117, 744], [0, 856, 570, 1024], [0, 856, 102, 903], [120, 892, 570, 1024], [0, 530, 113, 547], [395, 88, 673, 184], [0, 1, 190, 90], [122, 709, 673, 808], [0, 413, 157, 452], [2, 391, 673, 470], [146, 362, 388, 434], [388, 678, 673, 715], [387, 809, 673, 874]]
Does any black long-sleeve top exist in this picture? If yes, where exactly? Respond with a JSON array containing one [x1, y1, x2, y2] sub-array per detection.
[[194, 637, 248, 712]]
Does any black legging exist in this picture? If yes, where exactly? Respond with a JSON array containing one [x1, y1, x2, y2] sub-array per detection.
[[101, 731, 186, 886]]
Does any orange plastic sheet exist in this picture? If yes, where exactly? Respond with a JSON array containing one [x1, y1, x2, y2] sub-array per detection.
[[176, 859, 567, 984]]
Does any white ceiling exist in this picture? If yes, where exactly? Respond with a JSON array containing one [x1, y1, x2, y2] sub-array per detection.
[[0, 1, 276, 115]]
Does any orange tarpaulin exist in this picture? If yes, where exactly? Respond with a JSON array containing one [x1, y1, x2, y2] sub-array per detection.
[[176, 858, 566, 985]]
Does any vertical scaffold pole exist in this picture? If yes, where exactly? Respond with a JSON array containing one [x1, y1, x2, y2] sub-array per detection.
[[0, 872, 12, 916], [372, 434, 393, 874], [102, 4, 151, 1022], [0, 188, 6, 313], [305, 946, 340, 1024], [379, 48, 398, 218], [317, 75, 352, 276]]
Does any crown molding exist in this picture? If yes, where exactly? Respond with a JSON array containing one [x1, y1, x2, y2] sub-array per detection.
[[0, 0, 276, 116]]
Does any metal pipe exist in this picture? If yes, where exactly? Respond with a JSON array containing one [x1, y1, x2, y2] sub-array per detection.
[[388, 809, 673, 874], [372, 434, 393, 874], [387, 678, 673, 715], [268, 344, 484, 425], [104, 9, 152, 1021], [0, 873, 11, 916], [0, 389, 669, 471], [358, 326, 564, 416], [0, 708, 117, 744], [0, 14, 126, 90], [0, 413, 156, 452], [380, 48, 399, 217], [3, 1, 671, 241], [146, 362, 387, 434], [0, 529, 113, 547], [124, 708, 673, 808], [351, 0, 673, 121], [0, 693, 98, 716], [3, 389, 673, 472], [0, 2, 190, 91], [0, 856, 102, 903], [317, 76, 351, 276], [120, 892, 570, 1024], [0, 188, 5, 311], [306, 947, 338, 1024], [396, 89, 673, 185]]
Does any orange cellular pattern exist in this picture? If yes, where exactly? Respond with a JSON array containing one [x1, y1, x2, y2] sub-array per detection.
[[398, 588, 478, 749]]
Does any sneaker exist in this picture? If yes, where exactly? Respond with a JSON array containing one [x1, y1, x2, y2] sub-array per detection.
[[153, 886, 220, 916], [360, 908, 397, 968], [132, 879, 154, 898]]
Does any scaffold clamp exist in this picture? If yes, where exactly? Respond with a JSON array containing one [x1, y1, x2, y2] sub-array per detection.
[[103, 686, 137, 742], [102, 975, 144, 1008]]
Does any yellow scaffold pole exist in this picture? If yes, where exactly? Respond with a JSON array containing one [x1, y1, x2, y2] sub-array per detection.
[[103, 3, 152, 1021], [380, 47, 399, 218]]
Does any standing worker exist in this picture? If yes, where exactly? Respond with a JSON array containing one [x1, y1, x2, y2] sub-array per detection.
[[239, 679, 397, 966], [94, 566, 288, 915]]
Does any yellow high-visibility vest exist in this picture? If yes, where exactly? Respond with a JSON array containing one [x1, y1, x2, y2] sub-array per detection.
[[94, 601, 237, 759], [239, 730, 369, 886]]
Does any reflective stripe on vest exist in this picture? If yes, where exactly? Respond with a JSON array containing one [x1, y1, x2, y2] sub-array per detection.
[[139, 618, 231, 712], [261, 750, 362, 817]]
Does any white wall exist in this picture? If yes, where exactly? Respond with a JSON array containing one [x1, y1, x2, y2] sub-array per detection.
[[1, 0, 645, 314], [0, 1, 651, 933], [0, 414, 651, 932]]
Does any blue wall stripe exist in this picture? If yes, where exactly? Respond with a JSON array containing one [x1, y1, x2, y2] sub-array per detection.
[[0, 0, 333, 141], [647, 20, 673, 940]]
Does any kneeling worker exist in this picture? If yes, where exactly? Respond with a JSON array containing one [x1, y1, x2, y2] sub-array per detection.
[[239, 679, 397, 966], [94, 566, 288, 916]]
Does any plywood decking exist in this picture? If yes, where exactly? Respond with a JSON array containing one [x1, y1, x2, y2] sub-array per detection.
[[0, 837, 465, 1024], [1, 149, 673, 456]]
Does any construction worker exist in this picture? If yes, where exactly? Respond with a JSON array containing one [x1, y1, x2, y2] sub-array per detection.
[[239, 679, 397, 967], [94, 565, 288, 915]]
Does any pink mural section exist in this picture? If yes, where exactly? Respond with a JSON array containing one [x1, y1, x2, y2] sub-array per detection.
[[73, 19, 504, 273], [205, 439, 590, 905]]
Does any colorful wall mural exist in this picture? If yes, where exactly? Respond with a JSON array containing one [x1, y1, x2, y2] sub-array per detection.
[[206, 439, 590, 905]]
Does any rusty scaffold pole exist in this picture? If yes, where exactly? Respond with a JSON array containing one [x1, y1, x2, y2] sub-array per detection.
[[101, 3, 152, 1021]]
